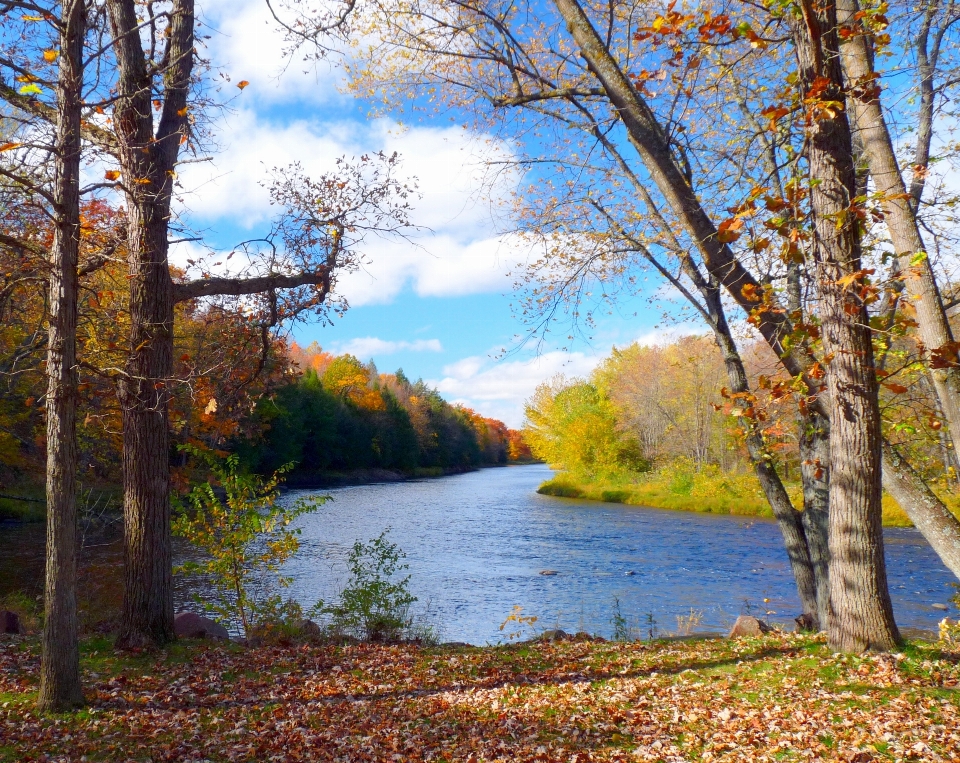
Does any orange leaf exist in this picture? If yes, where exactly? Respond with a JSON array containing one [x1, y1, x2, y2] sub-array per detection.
[[104, 170, 120, 181], [237, 80, 249, 90]]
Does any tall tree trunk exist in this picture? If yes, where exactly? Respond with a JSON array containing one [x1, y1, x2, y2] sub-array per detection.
[[39, 0, 86, 711], [109, 0, 194, 649], [555, 0, 825, 624], [791, 0, 899, 652], [837, 0, 960, 581], [838, 0, 960, 446]]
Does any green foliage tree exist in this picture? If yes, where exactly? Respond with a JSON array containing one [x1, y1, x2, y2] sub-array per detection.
[[172, 446, 325, 638], [524, 376, 645, 481]]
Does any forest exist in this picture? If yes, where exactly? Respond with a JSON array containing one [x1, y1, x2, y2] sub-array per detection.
[[2, 0, 960, 760], [525, 333, 958, 525]]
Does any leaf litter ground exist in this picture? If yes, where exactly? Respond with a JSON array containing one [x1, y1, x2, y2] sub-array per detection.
[[1, 632, 958, 762]]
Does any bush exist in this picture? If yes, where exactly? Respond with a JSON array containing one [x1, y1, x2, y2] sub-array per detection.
[[312, 530, 420, 642], [173, 445, 325, 639]]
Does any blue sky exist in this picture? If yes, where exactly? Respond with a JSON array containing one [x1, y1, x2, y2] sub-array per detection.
[[170, 0, 683, 425]]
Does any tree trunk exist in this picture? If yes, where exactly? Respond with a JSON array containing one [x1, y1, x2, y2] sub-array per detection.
[[838, 0, 960, 454], [109, 0, 194, 649], [799, 413, 831, 630], [38, 0, 86, 712], [882, 443, 960, 578], [791, 0, 900, 652], [700, 278, 821, 623], [836, 0, 960, 581], [552, 0, 825, 623]]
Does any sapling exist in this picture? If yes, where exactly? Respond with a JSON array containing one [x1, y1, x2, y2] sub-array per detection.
[[173, 445, 325, 638]]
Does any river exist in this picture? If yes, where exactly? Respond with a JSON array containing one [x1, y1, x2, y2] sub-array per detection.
[[279, 464, 956, 643], [1, 464, 955, 643]]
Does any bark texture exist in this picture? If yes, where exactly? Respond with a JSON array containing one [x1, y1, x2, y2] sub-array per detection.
[[109, 0, 194, 649], [39, 0, 86, 711], [791, 0, 899, 652]]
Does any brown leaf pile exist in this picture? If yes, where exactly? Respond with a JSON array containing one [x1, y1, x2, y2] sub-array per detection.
[[2, 632, 958, 762]]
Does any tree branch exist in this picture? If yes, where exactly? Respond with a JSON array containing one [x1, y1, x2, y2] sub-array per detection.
[[172, 270, 331, 303]]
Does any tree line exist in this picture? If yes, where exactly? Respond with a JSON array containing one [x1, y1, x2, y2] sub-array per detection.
[[240, 343, 531, 477], [526, 333, 958, 500]]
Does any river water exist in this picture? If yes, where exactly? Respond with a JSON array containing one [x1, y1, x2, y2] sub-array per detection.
[[280, 464, 956, 644], [1, 464, 955, 643]]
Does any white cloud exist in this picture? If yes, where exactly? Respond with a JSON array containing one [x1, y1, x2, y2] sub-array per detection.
[[173, 0, 528, 308], [174, 108, 527, 305], [632, 324, 708, 347], [429, 351, 601, 427], [330, 337, 443, 357], [198, 0, 347, 106]]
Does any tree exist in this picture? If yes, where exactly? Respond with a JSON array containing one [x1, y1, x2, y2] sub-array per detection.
[[39, 0, 87, 710], [103, 0, 413, 647], [318, 0, 925, 647], [834, 0, 960, 578]]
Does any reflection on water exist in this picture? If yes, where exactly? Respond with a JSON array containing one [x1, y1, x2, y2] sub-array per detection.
[[1, 464, 955, 643]]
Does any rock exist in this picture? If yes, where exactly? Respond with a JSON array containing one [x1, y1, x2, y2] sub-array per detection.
[[174, 611, 229, 640], [624, 570, 636, 576], [932, 603, 950, 611], [539, 570, 558, 576], [794, 613, 817, 633], [2, 610, 21, 635], [540, 629, 568, 641], [727, 615, 772, 638], [300, 619, 324, 640]]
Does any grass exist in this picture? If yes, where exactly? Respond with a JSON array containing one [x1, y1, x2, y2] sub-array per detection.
[[1, 631, 957, 761], [0, 487, 45, 522], [537, 471, 953, 528]]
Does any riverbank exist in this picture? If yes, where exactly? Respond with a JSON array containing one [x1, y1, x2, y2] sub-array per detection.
[[0, 463, 535, 523], [1, 631, 957, 761], [537, 473, 940, 528]]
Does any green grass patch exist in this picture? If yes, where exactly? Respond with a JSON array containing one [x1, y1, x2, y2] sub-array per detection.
[[538, 472, 955, 528]]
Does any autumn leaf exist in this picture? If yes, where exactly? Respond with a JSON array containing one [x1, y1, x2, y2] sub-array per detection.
[[104, 170, 120, 181], [883, 382, 909, 395], [204, 398, 218, 415], [0, 142, 21, 152], [237, 80, 250, 90], [717, 217, 744, 243]]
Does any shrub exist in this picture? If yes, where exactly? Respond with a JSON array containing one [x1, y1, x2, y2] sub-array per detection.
[[173, 445, 325, 639], [312, 530, 419, 642]]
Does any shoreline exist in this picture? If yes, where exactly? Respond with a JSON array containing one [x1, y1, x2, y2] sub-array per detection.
[[537, 474, 920, 528], [281, 461, 542, 490]]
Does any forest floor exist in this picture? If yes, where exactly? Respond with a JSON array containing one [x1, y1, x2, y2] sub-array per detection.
[[2, 631, 958, 762]]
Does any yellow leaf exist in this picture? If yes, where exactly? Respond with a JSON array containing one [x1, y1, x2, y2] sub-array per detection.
[[0, 142, 21, 153], [204, 398, 218, 415], [43, 49, 58, 62]]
